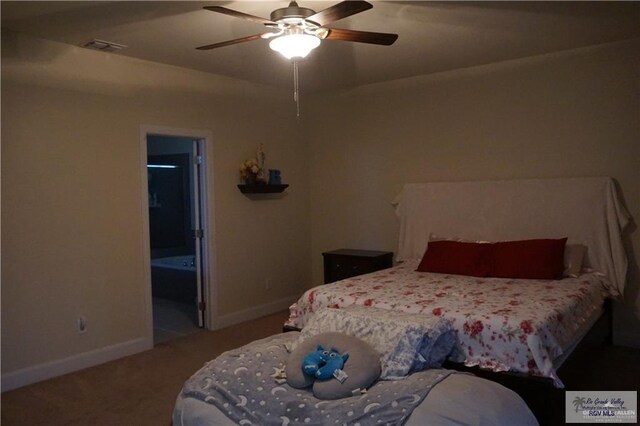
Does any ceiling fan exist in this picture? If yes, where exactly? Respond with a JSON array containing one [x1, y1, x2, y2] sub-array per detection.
[[196, 0, 398, 59]]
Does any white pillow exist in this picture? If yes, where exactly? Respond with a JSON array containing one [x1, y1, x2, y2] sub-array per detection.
[[564, 244, 587, 277], [294, 306, 456, 380], [428, 233, 491, 244]]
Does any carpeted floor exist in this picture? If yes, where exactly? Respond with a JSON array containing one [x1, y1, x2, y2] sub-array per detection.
[[3, 309, 639, 426], [1, 310, 290, 426]]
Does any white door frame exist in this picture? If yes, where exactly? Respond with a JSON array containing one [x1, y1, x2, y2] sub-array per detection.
[[139, 125, 217, 343]]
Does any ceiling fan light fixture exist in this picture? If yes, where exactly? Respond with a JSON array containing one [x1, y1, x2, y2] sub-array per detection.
[[269, 33, 320, 59]]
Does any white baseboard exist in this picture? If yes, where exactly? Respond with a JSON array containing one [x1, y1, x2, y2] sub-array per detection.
[[2, 297, 296, 392], [214, 295, 297, 330], [1, 337, 152, 392]]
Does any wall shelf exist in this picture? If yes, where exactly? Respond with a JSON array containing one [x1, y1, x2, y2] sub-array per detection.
[[237, 184, 289, 194]]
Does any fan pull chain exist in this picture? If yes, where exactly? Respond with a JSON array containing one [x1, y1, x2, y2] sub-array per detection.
[[293, 60, 300, 118]]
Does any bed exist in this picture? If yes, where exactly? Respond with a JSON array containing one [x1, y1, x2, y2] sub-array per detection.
[[286, 259, 608, 387], [286, 177, 631, 389], [173, 177, 630, 425], [173, 331, 539, 426]]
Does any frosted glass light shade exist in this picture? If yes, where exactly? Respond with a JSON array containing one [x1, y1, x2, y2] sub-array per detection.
[[269, 34, 320, 59]]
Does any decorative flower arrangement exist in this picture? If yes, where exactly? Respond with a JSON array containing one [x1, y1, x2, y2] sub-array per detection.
[[240, 158, 261, 178], [239, 144, 266, 184]]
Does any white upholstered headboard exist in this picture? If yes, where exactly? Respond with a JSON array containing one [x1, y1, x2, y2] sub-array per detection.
[[392, 177, 631, 296]]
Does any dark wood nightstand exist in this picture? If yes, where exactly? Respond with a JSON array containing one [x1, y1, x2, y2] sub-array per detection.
[[322, 249, 393, 284]]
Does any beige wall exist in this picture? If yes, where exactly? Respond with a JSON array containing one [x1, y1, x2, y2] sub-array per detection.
[[2, 31, 639, 384], [305, 39, 640, 346], [1, 34, 310, 375]]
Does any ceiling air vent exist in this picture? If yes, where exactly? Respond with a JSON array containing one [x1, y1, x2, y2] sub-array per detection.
[[80, 39, 127, 53]]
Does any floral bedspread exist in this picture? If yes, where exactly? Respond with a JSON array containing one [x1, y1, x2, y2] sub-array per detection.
[[286, 260, 609, 387]]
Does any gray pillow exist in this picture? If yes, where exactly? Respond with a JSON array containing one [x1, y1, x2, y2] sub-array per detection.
[[286, 332, 382, 400]]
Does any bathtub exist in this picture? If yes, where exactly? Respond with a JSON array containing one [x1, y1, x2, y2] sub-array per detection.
[[151, 255, 197, 304], [151, 255, 196, 271]]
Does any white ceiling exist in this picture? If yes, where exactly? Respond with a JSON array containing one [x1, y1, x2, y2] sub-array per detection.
[[2, 1, 639, 92]]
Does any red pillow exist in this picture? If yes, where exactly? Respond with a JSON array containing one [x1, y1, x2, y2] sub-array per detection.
[[416, 240, 492, 277], [490, 238, 567, 280]]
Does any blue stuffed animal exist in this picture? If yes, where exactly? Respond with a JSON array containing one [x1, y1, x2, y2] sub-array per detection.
[[301, 345, 349, 381], [301, 345, 327, 376], [315, 350, 349, 380]]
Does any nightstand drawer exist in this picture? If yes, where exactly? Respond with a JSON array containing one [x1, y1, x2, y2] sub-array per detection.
[[322, 249, 393, 284], [328, 256, 372, 282]]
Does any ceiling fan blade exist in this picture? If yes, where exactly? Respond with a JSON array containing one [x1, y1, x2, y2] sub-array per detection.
[[196, 34, 265, 50], [203, 6, 275, 26], [306, 0, 372, 26], [325, 28, 398, 46]]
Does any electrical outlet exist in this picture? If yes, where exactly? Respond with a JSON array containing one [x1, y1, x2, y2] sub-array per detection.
[[77, 316, 87, 334], [265, 278, 272, 290]]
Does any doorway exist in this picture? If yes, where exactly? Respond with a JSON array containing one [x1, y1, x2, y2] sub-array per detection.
[[141, 128, 213, 345]]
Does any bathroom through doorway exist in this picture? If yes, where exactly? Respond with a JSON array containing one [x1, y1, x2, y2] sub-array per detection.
[[140, 126, 214, 345]]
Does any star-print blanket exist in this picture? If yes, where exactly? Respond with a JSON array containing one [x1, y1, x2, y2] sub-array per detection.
[[286, 260, 609, 387], [178, 333, 455, 426]]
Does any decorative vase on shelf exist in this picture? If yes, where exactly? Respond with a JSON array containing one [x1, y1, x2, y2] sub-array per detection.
[[245, 172, 257, 186]]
